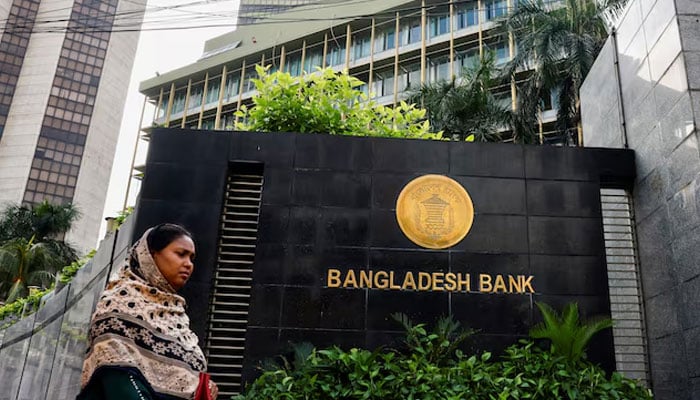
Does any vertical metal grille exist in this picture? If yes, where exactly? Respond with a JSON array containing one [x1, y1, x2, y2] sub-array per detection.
[[205, 169, 263, 397], [600, 188, 649, 386]]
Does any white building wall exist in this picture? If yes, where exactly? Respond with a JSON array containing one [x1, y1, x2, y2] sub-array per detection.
[[0, 0, 71, 206], [0, 1, 11, 22], [66, 0, 146, 252]]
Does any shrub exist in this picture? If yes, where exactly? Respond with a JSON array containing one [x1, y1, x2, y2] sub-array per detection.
[[234, 66, 437, 139], [58, 249, 96, 284], [234, 310, 652, 400]]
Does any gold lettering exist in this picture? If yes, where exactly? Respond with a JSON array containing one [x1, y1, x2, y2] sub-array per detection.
[[457, 273, 470, 291], [375, 271, 389, 289], [444, 273, 457, 291], [418, 272, 431, 290], [389, 271, 401, 289], [432, 272, 445, 291], [327, 269, 341, 288], [402, 272, 417, 290], [359, 270, 372, 288], [479, 274, 493, 293], [343, 269, 358, 288], [508, 275, 521, 293], [520, 275, 535, 293], [493, 275, 507, 293]]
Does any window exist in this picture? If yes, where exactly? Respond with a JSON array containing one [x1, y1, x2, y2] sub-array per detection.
[[429, 15, 450, 38], [428, 57, 450, 82], [225, 73, 239, 102], [400, 19, 421, 45], [374, 27, 396, 53], [352, 36, 371, 60], [286, 55, 301, 75], [456, 3, 479, 29], [325, 44, 345, 67], [486, 0, 507, 20], [304, 50, 323, 72], [206, 78, 220, 104]]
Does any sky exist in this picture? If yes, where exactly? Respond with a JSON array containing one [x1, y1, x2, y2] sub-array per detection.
[[99, 0, 241, 239]]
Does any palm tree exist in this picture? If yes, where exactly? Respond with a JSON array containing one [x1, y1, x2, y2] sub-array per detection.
[[0, 201, 80, 243], [502, 0, 621, 144], [530, 302, 612, 361], [0, 236, 62, 302], [408, 53, 514, 142], [0, 201, 80, 300]]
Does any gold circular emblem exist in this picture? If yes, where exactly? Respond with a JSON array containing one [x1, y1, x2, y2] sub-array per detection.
[[396, 175, 474, 249]]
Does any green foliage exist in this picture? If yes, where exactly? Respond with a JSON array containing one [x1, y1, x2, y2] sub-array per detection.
[[58, 249, 96, 284], [530, 302, 613, 362], [114, 207, 134, 228], [235, 66, 437, 139], [234, 309, 650, 400], [408, 52, 519, 143], [0, 236, 64, 302], [0, 201, 80, 301], [0, 201, 80, 243], [501, 0, 624, 142], [0, 285, 54, 328]]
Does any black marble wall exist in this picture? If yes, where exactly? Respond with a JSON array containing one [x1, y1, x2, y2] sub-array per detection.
[[134, 128, 636, 383]]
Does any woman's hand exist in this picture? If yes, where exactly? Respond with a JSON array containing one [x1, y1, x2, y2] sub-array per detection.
[[208, 379, 218, 399]]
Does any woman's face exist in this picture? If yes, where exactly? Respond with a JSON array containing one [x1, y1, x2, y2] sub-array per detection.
[[152, 235, 196, 291]]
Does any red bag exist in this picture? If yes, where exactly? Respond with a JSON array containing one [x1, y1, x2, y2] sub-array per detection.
[[195, 372, 213, 400]]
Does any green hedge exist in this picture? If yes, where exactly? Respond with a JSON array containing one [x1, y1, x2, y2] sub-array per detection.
[[234, 316, 652, 400]]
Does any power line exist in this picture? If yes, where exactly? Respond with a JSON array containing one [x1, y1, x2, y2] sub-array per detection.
[[0, 0, 562, 34]]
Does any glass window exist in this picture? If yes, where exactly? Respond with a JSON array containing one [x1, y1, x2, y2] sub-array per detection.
[[172, 89, 186, 114], [325, 44, 345, 67], [486, 0, 507, 20], [286, 55, 301, 76], [189, 84, 203, 109], [304, 50, 323, 72], [205, 78, 220, 104], [456, 3, 479, 29], [429, 15, 449, 38], [352, 36, 371, 61], [225, 73, 239, 102], [400, 19, 421, 45], [374, 27, 396, 53], [428, 57, 450, 82], [495, 44, 509, 64]]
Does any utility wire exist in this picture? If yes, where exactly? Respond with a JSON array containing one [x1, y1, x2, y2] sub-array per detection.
[[0, 0, 539, 33]]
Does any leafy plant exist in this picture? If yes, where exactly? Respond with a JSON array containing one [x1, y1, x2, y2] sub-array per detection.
[[114, 207, 134, 228], [501, 0, 625, 143], [407, 52, 520, 143], [0, 236, 64, 302], [0, 285, 54, 328], [530, 302, 612, 361], [235, 65, 437, 139], [58, 249, 96, 284], [234, 307, 650, 400]]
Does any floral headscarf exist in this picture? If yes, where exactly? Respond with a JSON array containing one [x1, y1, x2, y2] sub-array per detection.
[[81, 228, 207, 398]]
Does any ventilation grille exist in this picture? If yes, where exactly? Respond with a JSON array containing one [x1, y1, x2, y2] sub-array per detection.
[[205, 170, 263, 397], [600, 188, 649, 386]]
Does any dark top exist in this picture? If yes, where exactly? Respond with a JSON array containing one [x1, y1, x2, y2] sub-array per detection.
[[76, 366, 184, 400]]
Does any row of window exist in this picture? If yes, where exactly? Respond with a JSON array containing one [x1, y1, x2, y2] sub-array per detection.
[[25, 0, 117, 205], [154, 0, 522, 121], [0, 0, 40, 137]]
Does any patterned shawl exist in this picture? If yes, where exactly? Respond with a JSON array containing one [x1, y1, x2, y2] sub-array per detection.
[[81, 229, 207, 399]]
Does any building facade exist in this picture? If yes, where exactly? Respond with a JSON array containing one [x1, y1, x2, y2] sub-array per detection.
[[140, 0, 561, 142], [238, 0, 320, 25], [0, 0, 146, 252], [581, 0, 700, 397]]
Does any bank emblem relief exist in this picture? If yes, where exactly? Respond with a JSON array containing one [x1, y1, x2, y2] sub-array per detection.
[[396, 175, 474, 249]]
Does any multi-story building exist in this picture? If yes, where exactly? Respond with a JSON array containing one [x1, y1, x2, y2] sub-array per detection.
[[139, 0, 561, 140], [238, 0, 320, 25], [0, 0, 146, 252]]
